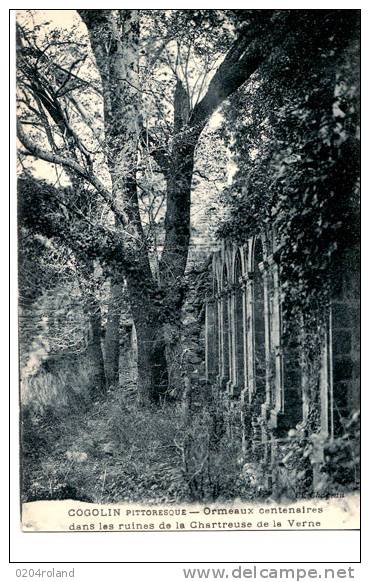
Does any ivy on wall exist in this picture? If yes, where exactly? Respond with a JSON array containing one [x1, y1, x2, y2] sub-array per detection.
[[217, 11, 360, 331]]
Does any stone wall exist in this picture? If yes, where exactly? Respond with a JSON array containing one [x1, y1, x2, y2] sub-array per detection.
[[328, 249, 360, 435], [180, 260, 213, 408]]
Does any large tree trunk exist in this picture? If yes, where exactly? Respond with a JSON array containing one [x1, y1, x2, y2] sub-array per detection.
[[80, 10, 166, 403], [125, 270, 169, 403], [79, 11, 215, 404], [104, 271, 123, 388], [160, 142, 196, 285], [134, 319, 168, 405]]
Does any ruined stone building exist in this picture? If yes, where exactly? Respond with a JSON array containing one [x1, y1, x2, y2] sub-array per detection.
[[204, 233, 360, 492]]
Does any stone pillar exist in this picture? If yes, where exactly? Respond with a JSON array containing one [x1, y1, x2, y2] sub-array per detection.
[[239, 274, 248, 392], [271, 262, 282, 411], [240, 274, 250, 455], [260, 259, 273, 424], [228, 286, 234, 386], [267, 260, 283, 432], [216, 293, 222, 385], [319, 316, 333, 438], [245, 272, 255, 403], [249, 257, 265, 461], [219, 288, 229, 390]]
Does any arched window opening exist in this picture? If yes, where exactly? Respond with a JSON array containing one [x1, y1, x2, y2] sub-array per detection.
[[281, 319, 303, 426], [205, 276, 219, 382], [235, 251, 245, 389], [253, 239, 266, 394]]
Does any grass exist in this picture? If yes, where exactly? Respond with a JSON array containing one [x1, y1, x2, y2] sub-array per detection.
[[21, 356, 256, 504], [21, 376, 191, 504]]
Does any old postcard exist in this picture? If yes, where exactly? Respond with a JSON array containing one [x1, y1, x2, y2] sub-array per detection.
[[16, 8, 360, 537]]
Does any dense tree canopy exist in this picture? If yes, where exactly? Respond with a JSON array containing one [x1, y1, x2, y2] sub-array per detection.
[[218, 9, 360, 325]]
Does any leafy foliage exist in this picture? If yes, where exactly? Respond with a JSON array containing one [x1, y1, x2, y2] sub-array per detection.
[[218, 10, 360, 328]]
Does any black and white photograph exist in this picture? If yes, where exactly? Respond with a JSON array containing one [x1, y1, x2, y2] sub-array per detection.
[[15, 8, 360, 533]]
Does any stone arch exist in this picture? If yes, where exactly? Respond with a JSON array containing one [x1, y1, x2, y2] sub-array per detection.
[[221, 257, 228, 288], [212, 251, 223, 294], [251, 232, 269, 267], [240, 244, 248, 278], [233, 246, 243, 284], [228, 244, 239, 285]]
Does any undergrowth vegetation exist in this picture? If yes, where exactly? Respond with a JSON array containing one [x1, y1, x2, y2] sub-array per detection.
[[21, 368, 250, 504], [21, 376, 186, 503], [21, 363, 360, 504]]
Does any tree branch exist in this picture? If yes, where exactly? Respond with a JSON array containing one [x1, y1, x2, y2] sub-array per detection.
[[190, 13, 286, 130], [138, 118, 170, 175], [17, 120, 128, 227]]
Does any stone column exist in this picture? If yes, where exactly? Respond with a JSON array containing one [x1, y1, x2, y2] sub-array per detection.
[[240, 274, 250, 455], [260, 259, 273, 422], [245, 272, 255, 403], [240, 274, 248, 393], [205, 298, 217, 383], [267, 260, 283, 431]]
